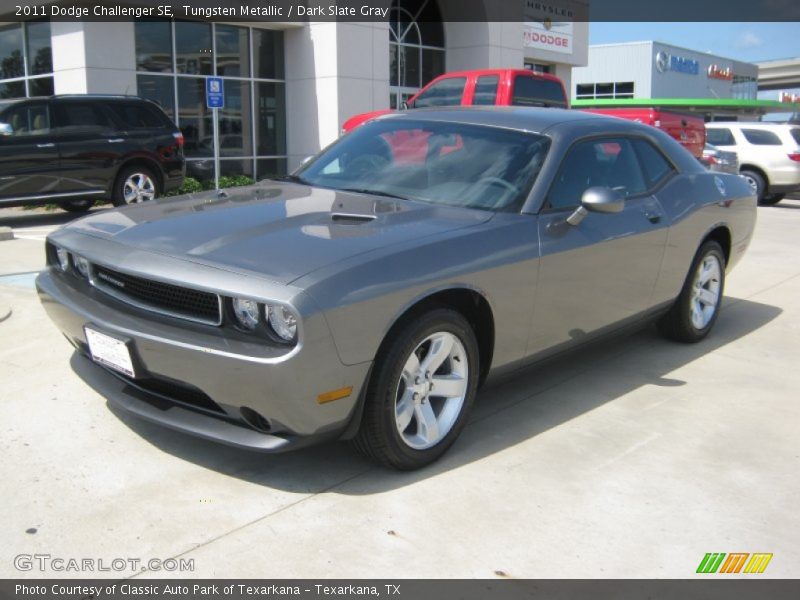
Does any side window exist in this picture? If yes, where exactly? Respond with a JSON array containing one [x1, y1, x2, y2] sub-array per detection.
[[0, 104, 51, 137], [706, 128, 736, 146], [547, 138, 647, 210], [106, 102, 165, 129], [741, 129, 782, 146], [473, 75, 499, 106], [511, 76, 567, 108], [632, 139, 675, 188], [411, 77, 467, 108], [54, 102, 116, 136]]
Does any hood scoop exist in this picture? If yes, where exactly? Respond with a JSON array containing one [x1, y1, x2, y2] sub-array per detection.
[[331, 212, 377, 224]]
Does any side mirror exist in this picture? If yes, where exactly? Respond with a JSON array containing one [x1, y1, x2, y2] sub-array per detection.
[[566, 187, 624, 226], [0, 122, 12, 136]]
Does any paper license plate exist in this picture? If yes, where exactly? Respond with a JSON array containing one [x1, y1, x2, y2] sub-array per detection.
[[84, 327, 136, 378]]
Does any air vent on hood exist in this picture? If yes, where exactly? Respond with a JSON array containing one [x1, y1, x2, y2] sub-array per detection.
[[331, 213, 376, 224]]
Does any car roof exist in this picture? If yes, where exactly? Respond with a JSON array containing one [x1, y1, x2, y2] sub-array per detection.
[[375, 106, 626, 134]]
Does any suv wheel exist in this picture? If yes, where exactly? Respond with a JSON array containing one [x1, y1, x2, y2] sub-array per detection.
[[113, 166, 158, 206], [760, 193, 784, 206], [740, 169, 766, 203], [58, 199, 94, 213]]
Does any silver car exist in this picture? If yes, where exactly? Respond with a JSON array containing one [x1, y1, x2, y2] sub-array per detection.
[[37, 108, 757, 470]]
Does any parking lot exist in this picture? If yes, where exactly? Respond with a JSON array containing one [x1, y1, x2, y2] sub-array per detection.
[[1, 199, 798, 579]]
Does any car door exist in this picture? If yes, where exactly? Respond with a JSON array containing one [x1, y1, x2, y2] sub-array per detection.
[[527, 136, 669, 355], [0, 101, 60, 201], [52, 99, 125, 194]]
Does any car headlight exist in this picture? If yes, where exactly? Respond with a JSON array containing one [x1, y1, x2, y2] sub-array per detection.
[[232, 298, 260, 330], [74, 255, 90, 279], [55, 247, 70, 272], [268, 304, 298, 342]]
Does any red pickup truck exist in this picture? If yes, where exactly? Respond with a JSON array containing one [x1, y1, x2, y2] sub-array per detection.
[[341, 68, 569, 133]]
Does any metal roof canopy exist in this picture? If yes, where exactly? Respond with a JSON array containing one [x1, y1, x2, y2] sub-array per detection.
[[571, 98, 798, 119]]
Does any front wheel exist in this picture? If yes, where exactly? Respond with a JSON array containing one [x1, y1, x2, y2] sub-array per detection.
[[657, 240, 725, 343], [740, 169, 766, 204], [353, 309, 479, 470], [112, 166, 159, 207]]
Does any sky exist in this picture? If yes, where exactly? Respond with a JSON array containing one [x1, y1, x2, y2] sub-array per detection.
[[589, 22, 800, 106]]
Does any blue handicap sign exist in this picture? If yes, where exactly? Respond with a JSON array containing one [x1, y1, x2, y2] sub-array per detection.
[[206, 77, 224, 109]]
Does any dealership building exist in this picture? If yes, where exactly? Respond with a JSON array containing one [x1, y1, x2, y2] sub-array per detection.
[[0, 0, 589, 182], [571, 41, 773, 119]]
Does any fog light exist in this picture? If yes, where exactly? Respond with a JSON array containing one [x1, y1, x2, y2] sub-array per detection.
[[268, 304, 298, 342], [74, 255, 90, 278], [232, 298, 260, 330], [55, 247, 70, 272]]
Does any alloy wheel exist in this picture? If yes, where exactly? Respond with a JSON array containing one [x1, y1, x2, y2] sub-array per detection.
[[122, 173, 156, 204], [690, 254, 722, 330]]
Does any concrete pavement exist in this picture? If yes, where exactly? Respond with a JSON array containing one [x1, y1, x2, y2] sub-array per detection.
[[0, 201, 798, 579]]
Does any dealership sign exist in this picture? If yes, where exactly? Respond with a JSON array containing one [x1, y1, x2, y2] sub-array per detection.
[[523, 1, 574, 55], [707, 64, 734, 81], [655, 50, 700, 76]]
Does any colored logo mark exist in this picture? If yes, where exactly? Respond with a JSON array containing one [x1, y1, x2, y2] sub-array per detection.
[[696, 553, 773, 574]]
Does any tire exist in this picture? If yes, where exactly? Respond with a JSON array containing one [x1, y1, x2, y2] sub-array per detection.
[[657, 241, 726, 343], [740, 169, 766, 203], [58, 199, 94, 213], [759, 193, 784, 206], [112, 166, 159, 207], [353, 308, 480, 470]]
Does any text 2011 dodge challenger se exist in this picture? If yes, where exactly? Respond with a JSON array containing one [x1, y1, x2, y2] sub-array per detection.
[[37, 108, 756, 470]]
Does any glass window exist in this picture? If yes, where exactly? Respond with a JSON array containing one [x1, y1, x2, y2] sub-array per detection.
[[547, 138, 647, 210], [26, 21, 52, 75], [216, 25, 249, 78], [55, 101, 115, 135], [253, 29, 284, 79], [576, 84, 594, 98], [28, 77, 53, 97], [473, 75, 499, 106], [218, 80, 253, 157], [614, 82, 634, 96], [107, 101, 168, 129], [255, 82, 286, 155], [220, 159, 254, 178], [175, 21, 212, 76], [297, 119, 550, 212], [135, 21, 173, 73], [257, 158, 288, 181], [137, 74, 175, 120], [0, 25, 24, 80], [790, 128, 800, 145], [389, 1, 445, 105], [512, 75, 568, 108], [178, 78, 213, 157], [741, 129, 782, 146], [398, 45, 420, 88], [633, 139, 674, 188], [2, 102, 50, 136], [0, 80, 25, 99], [707, 128, 736, 146], [412, 77, 466, 108], [595, 82, 614, 97], [421, 48, 445, 87]]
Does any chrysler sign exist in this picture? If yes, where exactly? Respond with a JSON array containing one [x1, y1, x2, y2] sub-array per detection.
[[523, 1, 574, 55]]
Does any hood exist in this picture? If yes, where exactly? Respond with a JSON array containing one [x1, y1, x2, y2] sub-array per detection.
[[64, 182, 492, 285]]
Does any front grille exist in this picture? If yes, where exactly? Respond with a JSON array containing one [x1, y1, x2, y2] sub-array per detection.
[[91, 264, 221, 325], [124, 375, 226, 415]]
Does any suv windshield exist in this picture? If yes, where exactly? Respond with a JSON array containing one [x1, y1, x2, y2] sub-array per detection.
[[296, 119, 550, 212]]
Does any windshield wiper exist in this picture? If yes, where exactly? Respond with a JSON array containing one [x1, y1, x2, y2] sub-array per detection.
[[338, 187, 408, 201], [276, 174, 309, 185]]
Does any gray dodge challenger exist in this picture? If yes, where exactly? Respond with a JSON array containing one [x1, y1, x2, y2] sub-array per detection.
[[37, 108, 757, 470]]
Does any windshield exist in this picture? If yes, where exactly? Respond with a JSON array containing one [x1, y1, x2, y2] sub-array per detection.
[[296, 119, 550, 212]]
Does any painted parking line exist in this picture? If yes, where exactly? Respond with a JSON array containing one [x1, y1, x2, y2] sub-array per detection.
[[8, 227, 59, 241]]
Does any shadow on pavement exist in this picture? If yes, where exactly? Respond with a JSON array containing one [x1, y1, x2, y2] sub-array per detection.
[[75, 296, 781, 494], [0, 206, 108, 228]]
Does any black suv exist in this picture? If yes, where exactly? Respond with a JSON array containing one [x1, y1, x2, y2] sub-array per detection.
[[0, 95, 185, 212]]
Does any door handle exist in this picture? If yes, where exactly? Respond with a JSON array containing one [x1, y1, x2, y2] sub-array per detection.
[[37, 143, 55, 148], [108, 138, 125, 143]]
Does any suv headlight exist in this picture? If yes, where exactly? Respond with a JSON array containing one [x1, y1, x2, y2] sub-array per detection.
[[268, 304, 298, 342]]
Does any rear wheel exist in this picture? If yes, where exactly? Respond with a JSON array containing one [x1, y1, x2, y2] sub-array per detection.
[[740, 169, 766, 203], [760, 193, 784, 206], [112, 166, 158, 207], [657, 240, 725, 343], [353, 308, 479, 470], [58, 199, 94, 213]]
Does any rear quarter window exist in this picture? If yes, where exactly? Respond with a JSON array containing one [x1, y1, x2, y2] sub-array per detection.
[[790, 128, 800, 145], [741, 129, 782, 146], [107, 102, 169, 129], [473, 75, 499, 106], [706, 128, 736, 146], [511, 76, 567, 108]]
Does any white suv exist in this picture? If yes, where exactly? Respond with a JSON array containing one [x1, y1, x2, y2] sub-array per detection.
[[706, 122, 800, 205]]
